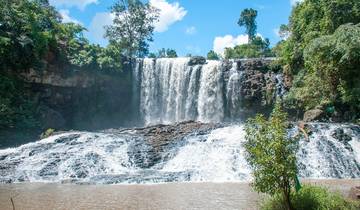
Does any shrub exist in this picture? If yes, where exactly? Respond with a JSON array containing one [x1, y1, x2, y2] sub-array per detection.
[[261, 185, 360, 210], [40, 128, 55, 139], [244, 103, 299, 210]]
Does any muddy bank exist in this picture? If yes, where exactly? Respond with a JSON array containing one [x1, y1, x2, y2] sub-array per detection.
[[0, 179, 359, 210]]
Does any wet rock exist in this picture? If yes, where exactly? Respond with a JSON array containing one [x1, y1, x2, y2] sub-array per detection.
[[55, 134, 81, 144], [112, 121, 221, 168], [188, 56, 206, 66], [303, 109, 324, 122], [331, 128, 352, 143]]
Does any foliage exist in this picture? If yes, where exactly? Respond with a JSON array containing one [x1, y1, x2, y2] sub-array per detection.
[[206, 50, 219, 60], [225, 36, 274, 59], [285, 24, 360, 115], [261, 185, 360, 210], [278, 0, 360, 74], [0, 74, 39, 129], [0, 0, 124, 72], [40, 128, 55, 139], [278, 24, 290, 40], [244, 103, 298, 210], [0, 0, 60, 71], [149, 48, 178, 58], [238, 8, 258, 41], [105, 0, 159, 58]]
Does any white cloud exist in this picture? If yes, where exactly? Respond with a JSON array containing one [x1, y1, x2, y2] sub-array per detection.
[[290, 0, 303, 6], [49, 0, 98, 10], [87, 12, 114, 46], [213, 34, 249, 55], [185, 26, 196, 35], [150, 0, 187, 33], [59, 9, 81, 24]]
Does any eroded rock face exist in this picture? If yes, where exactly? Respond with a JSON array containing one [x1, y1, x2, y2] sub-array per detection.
[[223, 58, 283, 119]]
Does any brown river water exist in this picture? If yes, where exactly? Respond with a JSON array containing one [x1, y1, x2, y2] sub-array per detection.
[[0, 179, 359, 210]]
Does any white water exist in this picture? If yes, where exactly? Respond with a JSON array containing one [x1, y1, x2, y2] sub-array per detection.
[[134, 58, 284, 125], [1, 123, 359, 184]]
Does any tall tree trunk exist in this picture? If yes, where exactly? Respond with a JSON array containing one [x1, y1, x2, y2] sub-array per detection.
[[283, 189, 294, 210]]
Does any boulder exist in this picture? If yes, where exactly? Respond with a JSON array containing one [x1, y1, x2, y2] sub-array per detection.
[[303, 109, 324, 122]]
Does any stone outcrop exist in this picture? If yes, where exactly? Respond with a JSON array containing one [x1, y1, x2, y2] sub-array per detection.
[[303, 108, 325, 122], [223, 58, 284, 119], [188, 56, 206, 66], [107, 121, 221, 168]]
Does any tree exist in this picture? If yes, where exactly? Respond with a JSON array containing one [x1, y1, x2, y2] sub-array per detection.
[[224, 36, 273, 59], [105, 0, 159, 58], [207, 50, 219, 60], [166, 48, 177, 58], [244, 103, 298, 210], [287, 23, 360, 114], [278, 24, 290, 40], [278, 0, 360, 74], [150, 48, 177, 58], [238, 8, 258, 41]]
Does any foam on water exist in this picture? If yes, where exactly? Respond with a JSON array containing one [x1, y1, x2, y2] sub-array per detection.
[[0, 123, 359, 184]]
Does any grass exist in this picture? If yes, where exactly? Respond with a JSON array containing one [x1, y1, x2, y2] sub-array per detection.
[[261, 185, 360, 210]]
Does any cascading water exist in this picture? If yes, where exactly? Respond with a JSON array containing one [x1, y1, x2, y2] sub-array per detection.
[[0, 123, 359, 184], [134, 58, 284, 125], [136, 58, 227, 125], [1, 58, 358, 185], [226, 61, 243, 118], [138, 58, 203, 125]]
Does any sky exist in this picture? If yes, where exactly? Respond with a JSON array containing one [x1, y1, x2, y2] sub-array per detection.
[[49, 0, 302, 56]]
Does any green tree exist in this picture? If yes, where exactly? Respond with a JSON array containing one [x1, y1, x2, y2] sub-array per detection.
[[278, 0, 360, 74], [166, 48, 177, 58], [238, 8, 258, 41], [278, 24, 290, 40], [150, 48, 178, 58], [224, 36, 273, 59], [105, 0, 159, 58], [244, 103, 298, 210], [287, 24, 360, 114], [207, 50, 219, 60]]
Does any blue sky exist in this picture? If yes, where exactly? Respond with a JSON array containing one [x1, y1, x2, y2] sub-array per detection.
[[50, 0, 301, 56]]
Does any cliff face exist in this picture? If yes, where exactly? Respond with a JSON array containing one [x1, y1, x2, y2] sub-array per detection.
[[1, 58, 282, 147], [222, 58, 284, 120], [11, 63, 135, 132]]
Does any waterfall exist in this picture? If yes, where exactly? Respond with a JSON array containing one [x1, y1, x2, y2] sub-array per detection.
[[197, 61, 224, 123], [134, 57, 284, 125], [135, 58, 226, 125], [226, 61, 243, 119], [1, 123, 359, 184]]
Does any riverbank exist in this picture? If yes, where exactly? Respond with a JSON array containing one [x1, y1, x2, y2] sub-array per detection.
[[0, 179, 358, 210]]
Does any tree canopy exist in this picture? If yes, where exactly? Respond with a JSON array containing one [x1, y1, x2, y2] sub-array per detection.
[[238, 8, 258, 41], [206, 50, 219, 60], [105, 0, 159, 58], [286, 24, 360, 113], [225, 36, 273, 59]]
